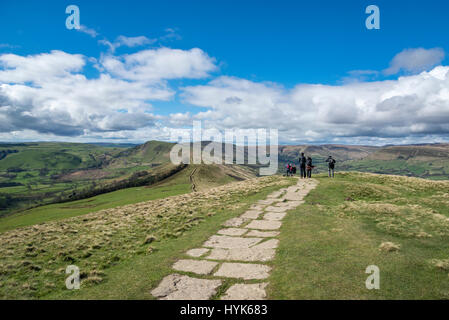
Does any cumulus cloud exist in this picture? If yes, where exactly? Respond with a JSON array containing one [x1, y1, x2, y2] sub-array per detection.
[[0, 48, 217, 137], [182, 66, 449, 143], [384, 47, 445, 75], [1, 45, 449, 145], [101, 47, 217, 82]]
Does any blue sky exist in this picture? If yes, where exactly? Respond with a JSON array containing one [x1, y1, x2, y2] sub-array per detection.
[[1, 0, 449, 144]]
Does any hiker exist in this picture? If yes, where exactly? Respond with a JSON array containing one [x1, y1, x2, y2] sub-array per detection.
[[285, 163, 290, 176], [306, 156, 314, 178], [326, 155, 336, 178], [292, 165, 297, 175], [299, 152, 307, 178]]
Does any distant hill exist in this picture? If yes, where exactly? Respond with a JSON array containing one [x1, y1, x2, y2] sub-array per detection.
[[107, 140, 174, 168], [340, 143, 449, 180], [0, 141, 257, 215], [365, 144, 449, 161], [280, 144, 379, 161], [1, 140, 448, 215]]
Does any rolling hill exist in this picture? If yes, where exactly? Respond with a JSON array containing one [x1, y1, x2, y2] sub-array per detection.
[[1, 140, 448, 217], [340, 144, 449, 180]]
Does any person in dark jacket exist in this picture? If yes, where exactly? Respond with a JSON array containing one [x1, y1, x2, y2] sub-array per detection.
[[299, 153, 307, 178], [326, 155, 336, 178], [306, 156, 313, 178]]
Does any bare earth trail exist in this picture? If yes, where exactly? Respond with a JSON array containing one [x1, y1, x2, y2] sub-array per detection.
[[151, 177, 318, 300]]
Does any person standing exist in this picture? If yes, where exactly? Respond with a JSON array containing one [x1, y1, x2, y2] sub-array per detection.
[[326, 155, 336, 178], [285, 163, 290, 176], [306, 156, 313, 178], [299, 152, 307, 179]]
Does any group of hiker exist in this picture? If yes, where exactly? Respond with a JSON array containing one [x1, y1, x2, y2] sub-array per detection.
[[285, 153, 336, 178]]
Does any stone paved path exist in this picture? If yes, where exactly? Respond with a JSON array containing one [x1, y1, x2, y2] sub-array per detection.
[[151, 177, 318, 300]]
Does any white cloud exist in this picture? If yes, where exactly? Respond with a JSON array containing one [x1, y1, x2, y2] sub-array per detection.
[[101, 47, 217, 82], [0, 50, 85, 84], [384, 47, 445, 75], [115, 35, 155, 47], [1, 46, 449, 145], [99, 35, 156, 53], [182, 66, 449, 143], [0, 48, 217, 137], [78, 25, 99, 38]]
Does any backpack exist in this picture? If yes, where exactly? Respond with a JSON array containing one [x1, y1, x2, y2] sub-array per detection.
[[329, 159, 335, 169]]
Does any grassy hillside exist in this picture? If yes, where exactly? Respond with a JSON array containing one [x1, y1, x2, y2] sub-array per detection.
[[0, 141, 179, 215], [107, 140, 174, 168], [341, 144, 449, 180], [1, 140, 448, 217], [0, 175, 291, 299], [1, 172, 448, 299], [0, 142, 129, 214], [269, 172, 449, 299], [0, 163, 256, 233], [278, 144, 379, 173], [279, 143, 449, 180]]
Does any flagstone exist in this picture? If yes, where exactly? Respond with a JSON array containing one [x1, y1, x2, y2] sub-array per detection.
[[214, 263, 271, 280], [151, 274, 221, 300]]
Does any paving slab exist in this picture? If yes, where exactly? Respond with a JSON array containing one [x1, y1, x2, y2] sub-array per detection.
[[257, 199, 277, 205], [252, 239, 279, 249], [246, 230, 280, 238], [282, 200, 304, 207], [265, 206, 288, 213], [207, 248, 275, 262], [214, 262, 271, 280], [246, 220, 282, 230], [250, 204, 265, 211], [203, 235, 263, 249], [267, 190, 284, 198], [217, 228, 248, 236], [240, 210, 262, 219], [172, 259, 218, 275], [222, 217, 247, 227], [284, 192, 304, 201], [275, 201, 293, 207], [263, 212, 287, 221], [151, 274, 222, 300], [186, 248, 210, 258], [221, 283, 268, 300]]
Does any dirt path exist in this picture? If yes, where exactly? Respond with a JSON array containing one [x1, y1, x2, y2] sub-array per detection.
[[151, 177, 318, 300], [189, 167, 198, 192]]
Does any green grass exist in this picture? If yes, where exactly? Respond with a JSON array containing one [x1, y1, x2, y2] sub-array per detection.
[[0, 183, 191, 233], [341, 159, 449, 180], [45, 181, 290, 299], [0, 175, 293, 299], [0, 163, 249, 233], [268, 172, 449, 299], [0, 142, 130, 214]]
